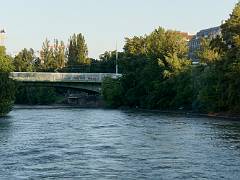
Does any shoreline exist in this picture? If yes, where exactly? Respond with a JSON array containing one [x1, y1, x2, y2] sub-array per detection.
[[131, 108, 240, 121], [13, 105, 102, 110], [13, 105, 240, 121]]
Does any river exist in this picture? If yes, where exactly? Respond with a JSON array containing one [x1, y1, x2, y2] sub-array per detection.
[[0, 108, 240, 179]]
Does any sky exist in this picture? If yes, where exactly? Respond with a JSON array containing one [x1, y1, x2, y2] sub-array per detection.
[[0, 0, 238, 59]]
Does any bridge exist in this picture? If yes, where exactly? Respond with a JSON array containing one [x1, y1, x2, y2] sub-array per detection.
[[10, 72, 122, 93]]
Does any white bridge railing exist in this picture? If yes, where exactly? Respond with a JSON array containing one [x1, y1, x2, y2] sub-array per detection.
[[10, 72, 122, 83]]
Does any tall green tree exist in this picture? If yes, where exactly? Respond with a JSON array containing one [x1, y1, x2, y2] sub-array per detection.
[[40, 39, 55, 71], [53, 39, 65, 70], [195, 2, 240, 112], [124, 36, 147, 57], [0, 46, 14, 72], [196, 38, 221, 64], [221, 2, 240, 60], [103, 27, 192, 109], [0, 46, 15, 116], [220, 2, 240, 112], [14, 48, 35, 72], [15, 86, 58, 105], [67, 33, 89, 66], [144, 27, 188, 59], [102, 77, 123, 107], [40, 39, 66, 71]]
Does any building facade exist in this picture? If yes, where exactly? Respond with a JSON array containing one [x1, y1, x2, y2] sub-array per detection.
[[177, 31, 193, 42], [188, 26, 221, 62]]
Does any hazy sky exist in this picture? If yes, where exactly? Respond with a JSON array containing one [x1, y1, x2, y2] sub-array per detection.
[[0, 0, 238, 58]]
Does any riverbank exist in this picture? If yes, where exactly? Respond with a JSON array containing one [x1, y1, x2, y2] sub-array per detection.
[[130, 108, 240, 121], [13, 105, 102, 110]]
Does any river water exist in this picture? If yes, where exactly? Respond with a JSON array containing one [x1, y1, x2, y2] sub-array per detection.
[[0, 108, 240, 179]]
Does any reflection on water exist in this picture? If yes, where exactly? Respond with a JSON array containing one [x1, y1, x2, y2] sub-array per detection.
[[213, 123, 240, 150], [0, 108, 240, 179], [0, 116, 13, 143], [0, 117, 12, 129]]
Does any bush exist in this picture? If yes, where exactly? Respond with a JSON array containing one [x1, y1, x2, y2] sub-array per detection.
[[102, 77, 123, 108], [0, 73, 15, 116], [15, 86, 58, 105]]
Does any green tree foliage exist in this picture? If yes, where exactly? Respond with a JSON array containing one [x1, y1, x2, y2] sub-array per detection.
[[0, 73, 15, 116], [102, 3, 240, 113], [194, 66, 226, 112], [0, 46, 14, 72], [33, 57, 42, 71], [40, 39, 55, 71], [15, 86, 58, 105], [124, 36, 147, 57], [147, 28, 188, 59], [103, 27, 192, 109], [131, 28, 191, 109], [102, 77, 123, 108], [226, 61, 240, 111], [0, 46, 15, 116], [90, 51, 124, 73], [196, 38, 221, 64], [67, 33, 89, 67], [53, 39, 65, 70], [221, 2, 240, 59], [195, 2, 240, 113], [40, 39, 66, 71], [13, 48, 35, 72]]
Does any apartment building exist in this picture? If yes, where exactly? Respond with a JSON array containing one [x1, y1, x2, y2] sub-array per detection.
[[189, 26, 221, 62]]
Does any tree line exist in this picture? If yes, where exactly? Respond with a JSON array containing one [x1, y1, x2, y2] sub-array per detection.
[[13, 33, 89, 72], [1, 2, 240, 115], [102, 2, 240, 113]]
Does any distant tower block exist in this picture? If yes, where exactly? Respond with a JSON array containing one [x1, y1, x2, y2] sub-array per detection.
[[0, 29, 6, 46]]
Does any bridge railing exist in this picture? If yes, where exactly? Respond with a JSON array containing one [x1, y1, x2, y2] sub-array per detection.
[[10, 72, 122, 83]]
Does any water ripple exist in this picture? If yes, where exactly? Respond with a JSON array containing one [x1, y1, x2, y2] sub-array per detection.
[[0, 108, 239, 179]]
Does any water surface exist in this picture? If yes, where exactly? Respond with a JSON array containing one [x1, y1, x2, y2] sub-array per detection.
[[0, 108, 240, 179]]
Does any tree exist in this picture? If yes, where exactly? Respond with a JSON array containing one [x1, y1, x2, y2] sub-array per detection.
[[14, 48, 35, 72], [145, 27, 188, 60], [0, 73, 15, 116], [0, 46, 14, 72], [124, 36, 147, 57], [221, 2, 240, 59], [196, 38, 221, 65], [103, 27, 192, 109], [67, 33, 89, 66], [40, 39, 55, 71], [0, 46, 15, 116], [195, 2, 240, 113], [33, 57, 42, 71], [219, 2, 240, 112], [15, 86, 57, 105], [40, 39, 65, 71], [102, 77, 123, 107], [53, 39, 65, 70]]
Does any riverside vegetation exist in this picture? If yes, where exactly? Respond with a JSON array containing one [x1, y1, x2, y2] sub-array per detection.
[[0, 2, 240, 114], [0, 46, 15, 116], [102, 3, 240, 113]]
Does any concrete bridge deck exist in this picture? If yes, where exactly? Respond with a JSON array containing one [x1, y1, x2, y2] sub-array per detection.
[[10, 72, 121, 83], [9, 72, 122, 93]]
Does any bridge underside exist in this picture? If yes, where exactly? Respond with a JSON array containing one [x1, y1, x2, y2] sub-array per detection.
[[18, 82, 102, 94]]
